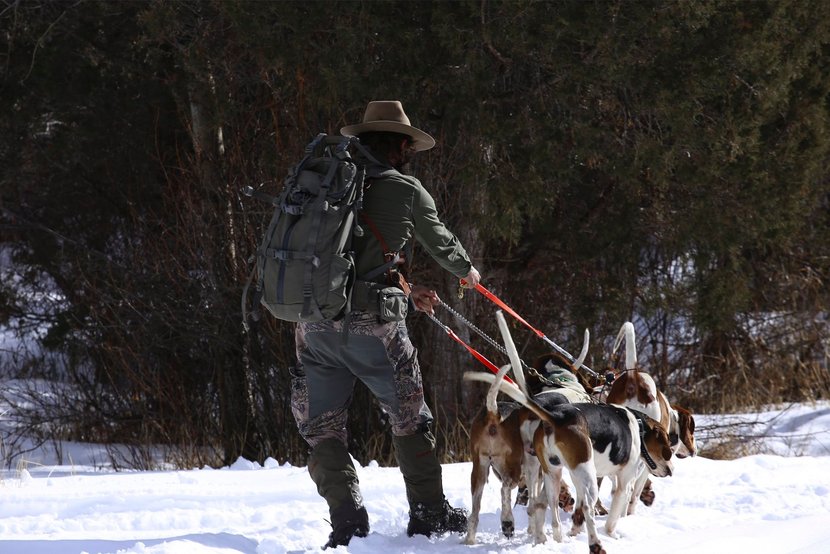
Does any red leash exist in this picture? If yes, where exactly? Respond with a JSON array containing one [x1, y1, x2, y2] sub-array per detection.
[[461, 281, 600, 379], [425, 311, 515, 385]]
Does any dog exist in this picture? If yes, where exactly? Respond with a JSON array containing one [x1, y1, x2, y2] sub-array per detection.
[[471, 315, 674, 544], [603, 322, 697, 513], [513, 349, 596, 509], [464, 327, 590, 545], [465, 313, 604, 551], [528, 393, 674, 538], [464, 362, 532, 544]]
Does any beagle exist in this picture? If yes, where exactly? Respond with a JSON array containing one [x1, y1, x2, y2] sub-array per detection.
[[489, 316, 673, 542], [464, 331, 590, 544], [464, 362, 535, 544], [530, 393, 674, 538], [465, 313, 605, 552], [603, 322, 697, 513]]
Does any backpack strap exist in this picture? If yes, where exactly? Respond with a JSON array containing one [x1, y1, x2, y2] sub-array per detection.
[[358, 212, 411, 297]]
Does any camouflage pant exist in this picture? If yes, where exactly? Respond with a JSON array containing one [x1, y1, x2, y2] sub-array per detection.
[[290, 312, 433, 448]]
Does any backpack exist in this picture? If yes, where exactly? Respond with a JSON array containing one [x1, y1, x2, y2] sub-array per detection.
[[242, 133, 399, 327]]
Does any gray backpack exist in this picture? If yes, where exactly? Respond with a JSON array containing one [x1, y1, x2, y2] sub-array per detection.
[[242, 133, 396, 326]]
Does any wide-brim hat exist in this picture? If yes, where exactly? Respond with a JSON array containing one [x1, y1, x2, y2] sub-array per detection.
[[340, 100, 436, 151]]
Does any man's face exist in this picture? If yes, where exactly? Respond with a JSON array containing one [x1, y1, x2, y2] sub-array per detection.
[[397, 140, 416, 171]]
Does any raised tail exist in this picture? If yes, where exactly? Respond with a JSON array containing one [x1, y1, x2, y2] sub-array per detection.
[[612, 321, 637, 370]]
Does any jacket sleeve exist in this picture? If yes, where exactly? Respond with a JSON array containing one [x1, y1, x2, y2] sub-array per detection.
[[412, 181, 473, 278]]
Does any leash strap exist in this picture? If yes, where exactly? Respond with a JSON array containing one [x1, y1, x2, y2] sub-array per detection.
[[463, 281, 601, 379], [425, 311, 515, 385], [436, 297, 534, 375]]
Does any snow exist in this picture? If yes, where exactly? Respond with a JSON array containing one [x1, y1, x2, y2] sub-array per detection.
[[1, 403, 830, 554]]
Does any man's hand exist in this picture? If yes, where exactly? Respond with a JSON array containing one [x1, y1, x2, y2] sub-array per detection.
[[410, 285, 440, 315], [461, 266, 481, 288]]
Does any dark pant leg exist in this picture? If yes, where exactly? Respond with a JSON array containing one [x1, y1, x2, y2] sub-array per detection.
[[291, 321, 366, 528], [291, 314, 447, 515]]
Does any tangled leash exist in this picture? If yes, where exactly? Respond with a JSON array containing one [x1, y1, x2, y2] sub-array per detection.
[[423, 280, 604, 389], [435, 296, 534, 375], [461, 281, 601, 380], [423, 309, 515, 385]]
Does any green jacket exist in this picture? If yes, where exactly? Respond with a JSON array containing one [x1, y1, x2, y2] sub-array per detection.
[[353, 166, 472, 282]]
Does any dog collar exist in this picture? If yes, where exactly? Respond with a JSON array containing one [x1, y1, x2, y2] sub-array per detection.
[[630, 409, 659, 471]]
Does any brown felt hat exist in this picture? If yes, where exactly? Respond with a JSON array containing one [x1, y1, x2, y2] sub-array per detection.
[[340, 100, 436, 151]]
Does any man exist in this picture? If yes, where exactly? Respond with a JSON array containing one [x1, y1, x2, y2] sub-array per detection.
[[289, 100, 481, 548]]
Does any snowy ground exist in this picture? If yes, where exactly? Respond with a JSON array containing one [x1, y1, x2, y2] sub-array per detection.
[[1, 402, 829, 554]]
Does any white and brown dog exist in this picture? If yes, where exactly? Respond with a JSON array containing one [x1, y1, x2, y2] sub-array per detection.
[[603, 322, 697, 513], [522, 335, 676, 529], [499, 314, 673, 537], [466, 314, 674, 551], [465, 313, 603, 552], [527, 388, 674, 539], [464, 361, 532, 544], [464, 326, 590, 545]]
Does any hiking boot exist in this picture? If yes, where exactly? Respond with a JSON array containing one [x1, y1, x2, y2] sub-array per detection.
[[406, 498, 467, 537], [392, 430, 444, 508], [308, 438, 368, 543], [323, 504, 369, 549], [323, 521, 369, 549]]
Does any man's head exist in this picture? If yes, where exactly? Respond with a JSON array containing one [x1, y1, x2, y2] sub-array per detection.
[[341, 100, 435, 151], [356, 131, 415, 171]]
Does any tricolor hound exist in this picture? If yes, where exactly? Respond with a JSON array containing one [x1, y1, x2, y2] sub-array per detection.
[[603, 321, 697, 513], [465, 313, 603, 552], [464, 326, 590, 545]]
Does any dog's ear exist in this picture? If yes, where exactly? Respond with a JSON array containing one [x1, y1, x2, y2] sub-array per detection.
[[674, 405, 695, 432], [674, 406, 697, 455], [662, 430, 674, 460], [636, 374, 655, 404], [645, 422, 674, 461]]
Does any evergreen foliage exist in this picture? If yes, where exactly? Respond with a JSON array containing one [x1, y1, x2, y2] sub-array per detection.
[[1, 0, 828, 467]]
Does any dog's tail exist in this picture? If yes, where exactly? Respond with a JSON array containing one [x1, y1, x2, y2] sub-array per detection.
[[471, 309, 515, 415], [496, 310, 528, 396], [463, 310, 551, 421], [485, 362, 513, 415], [576, 328, 590, 370], [612, 321, 637, 370], [463, 372, 552, 422]]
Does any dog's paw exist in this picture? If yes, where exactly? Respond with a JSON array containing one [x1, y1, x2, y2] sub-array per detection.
[[501, 520, 515, 539], [570, 508, 585, 536], [640, 484, 656, 506], [603, 523, 621, 539], [558, 484, 575, 512], [594, 500, 608, 516], [589, 542, 607, 554]]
